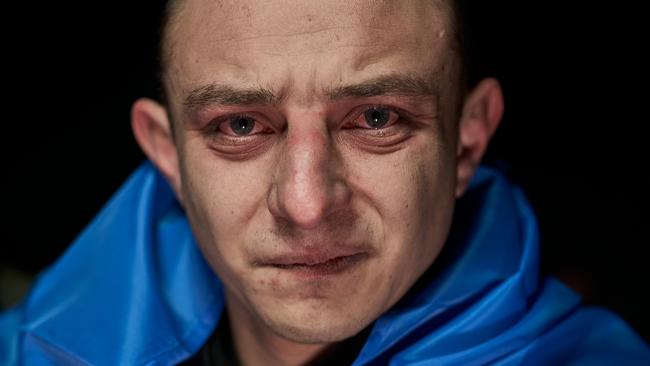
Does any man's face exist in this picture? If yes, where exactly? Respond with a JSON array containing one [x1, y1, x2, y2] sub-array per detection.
[[165, 0, 461, 343]]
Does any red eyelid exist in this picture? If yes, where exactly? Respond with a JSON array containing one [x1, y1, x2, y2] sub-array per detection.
[[350, 107, 401, 129], [214, 115, 272, 136]]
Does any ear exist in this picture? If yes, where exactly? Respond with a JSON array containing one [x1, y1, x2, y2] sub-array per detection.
[[131, 98, 183, 201], [455, 78, 504, 197]]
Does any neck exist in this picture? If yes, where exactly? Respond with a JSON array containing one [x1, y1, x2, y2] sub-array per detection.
[[225, 295, 333, 366]]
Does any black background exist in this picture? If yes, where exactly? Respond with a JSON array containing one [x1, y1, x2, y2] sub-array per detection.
[[2, 1, 648, 341]]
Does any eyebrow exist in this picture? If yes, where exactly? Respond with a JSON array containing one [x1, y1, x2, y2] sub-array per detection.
[[183, 84, 283, 112], [325, 73, 439, 100], [183, 73, 438, 113]]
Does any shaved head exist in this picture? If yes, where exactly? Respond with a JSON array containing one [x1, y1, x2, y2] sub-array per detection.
[[157, 0, 466, 106]]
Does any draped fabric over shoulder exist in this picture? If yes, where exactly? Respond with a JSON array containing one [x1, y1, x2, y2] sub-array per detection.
[[1, 162, 648, 365]]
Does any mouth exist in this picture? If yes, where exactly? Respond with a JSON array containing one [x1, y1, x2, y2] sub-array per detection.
[[259, 251, 370, 278]]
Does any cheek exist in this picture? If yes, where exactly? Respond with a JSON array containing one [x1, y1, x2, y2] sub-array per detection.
[[177, 139, 276, 270], [181, 138, 275, 221], [346, 134, 454, 231], [344, 135, 456, 289]]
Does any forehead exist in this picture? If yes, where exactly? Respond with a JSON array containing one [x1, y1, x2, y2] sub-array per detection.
[[164, 0, 456, 101]]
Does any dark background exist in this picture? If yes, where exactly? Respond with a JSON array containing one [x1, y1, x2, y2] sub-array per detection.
[[2, 1, 648, 341]]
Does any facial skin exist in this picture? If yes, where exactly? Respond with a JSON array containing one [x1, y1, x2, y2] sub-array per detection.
[[132, 0, 503, 365]]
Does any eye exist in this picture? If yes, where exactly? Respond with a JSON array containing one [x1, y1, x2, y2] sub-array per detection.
[[212, 115, 270, 137], [228, 116, 256, 135], [364, 108, 390, 128], [353, 107, 400, 129]]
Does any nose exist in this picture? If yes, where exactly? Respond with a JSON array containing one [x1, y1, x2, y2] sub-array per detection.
[[267, 121, 351, 229]]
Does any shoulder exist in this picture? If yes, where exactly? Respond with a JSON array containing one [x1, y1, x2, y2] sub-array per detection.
[[557, 306, 650, 365], [508, 282, 650, 366]]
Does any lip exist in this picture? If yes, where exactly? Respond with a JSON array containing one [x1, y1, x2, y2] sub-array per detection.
[[255, 248, 371, 278], [257, 247, 369, 266], [270, 252, 369, 278]]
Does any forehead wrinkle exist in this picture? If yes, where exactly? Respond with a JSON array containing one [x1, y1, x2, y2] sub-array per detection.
[[209, 25, 377, 44], [350, 39, 423, 73]]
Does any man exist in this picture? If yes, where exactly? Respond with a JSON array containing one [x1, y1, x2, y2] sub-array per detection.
[[1, 0, 648, 365]]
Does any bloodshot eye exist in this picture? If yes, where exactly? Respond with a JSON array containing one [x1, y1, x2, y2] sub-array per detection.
[[362, 107, 398, 129], [364, 108, 389, 128], [230, 116, 256, 135], [212, 114, 272, 138]]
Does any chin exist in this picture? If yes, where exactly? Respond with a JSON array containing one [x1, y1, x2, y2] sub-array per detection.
[[259, 301, 377, 344]]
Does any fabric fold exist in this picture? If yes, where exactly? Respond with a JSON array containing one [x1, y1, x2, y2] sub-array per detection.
[[1, 162, 648, 365]]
